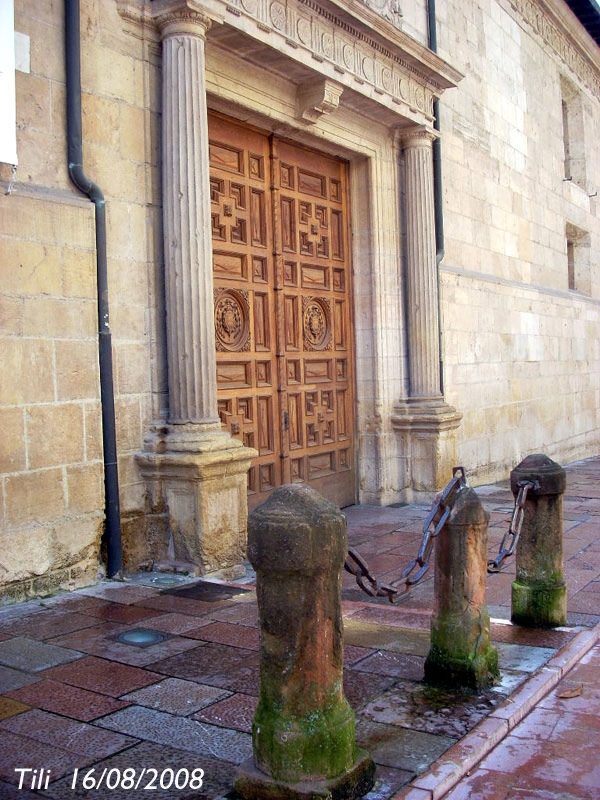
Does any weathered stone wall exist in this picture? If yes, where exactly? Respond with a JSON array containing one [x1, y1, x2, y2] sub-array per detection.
[[0, 1, 162, 601], [437, 0, 600, 483]]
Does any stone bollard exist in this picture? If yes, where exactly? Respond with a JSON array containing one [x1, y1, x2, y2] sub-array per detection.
[[234, 485, 375, 800], [425, 486, 499, 690], [511, 454, 567, 628]]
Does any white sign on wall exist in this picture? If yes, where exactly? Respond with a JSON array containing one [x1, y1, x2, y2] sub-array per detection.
[[0, 0, 17, 165]]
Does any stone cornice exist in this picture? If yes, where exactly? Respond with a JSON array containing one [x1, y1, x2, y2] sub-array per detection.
[[505, 0, 600, 99], [117, 0, 463, 123]]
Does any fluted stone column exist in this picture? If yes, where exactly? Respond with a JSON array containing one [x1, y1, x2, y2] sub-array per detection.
[[392, 127, 461, 497], [136, 0, 257, 574], [403, 129, 442, 401]]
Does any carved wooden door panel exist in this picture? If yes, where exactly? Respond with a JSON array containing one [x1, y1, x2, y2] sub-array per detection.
[[209, 113, 356, 509], [273, 138, 356, 508]]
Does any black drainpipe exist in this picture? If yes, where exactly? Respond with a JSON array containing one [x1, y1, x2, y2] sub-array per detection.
[[65, 0, 122, 577], [427, 0, 445, 394]]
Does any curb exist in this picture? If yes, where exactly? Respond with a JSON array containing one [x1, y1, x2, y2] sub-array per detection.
[[389, 623, 600, 800]]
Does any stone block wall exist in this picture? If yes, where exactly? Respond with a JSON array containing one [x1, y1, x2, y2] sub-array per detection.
[[0, 1, 162, 602], [437, 0, 600, 483]]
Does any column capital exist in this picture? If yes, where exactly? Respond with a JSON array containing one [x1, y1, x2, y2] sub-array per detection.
[[152, 0, 214, 38], [400, 126, 438, 150]]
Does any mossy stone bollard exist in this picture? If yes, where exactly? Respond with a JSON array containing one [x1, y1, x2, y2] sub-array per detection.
[[425, 486, 499, 690], [511, 454, 567, 627], [234, 484, 375, 800]]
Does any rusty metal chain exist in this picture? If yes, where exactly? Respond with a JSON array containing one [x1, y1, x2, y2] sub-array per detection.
[[487, 480, 538, 573], [344, 466, 468, 604]]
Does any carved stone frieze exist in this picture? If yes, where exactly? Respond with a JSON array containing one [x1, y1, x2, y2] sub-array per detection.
[[506, 0, 600, 99]]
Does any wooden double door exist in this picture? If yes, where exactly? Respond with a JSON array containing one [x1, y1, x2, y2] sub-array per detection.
[[209, 113, 356, 509]]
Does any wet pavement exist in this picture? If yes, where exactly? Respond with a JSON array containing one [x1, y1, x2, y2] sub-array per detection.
[[0, 457, 598, 799]]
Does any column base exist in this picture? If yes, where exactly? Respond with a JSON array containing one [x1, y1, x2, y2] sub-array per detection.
[[136, 427, 257, 574], [425, 609, 499, 691], [392, 398, 462, 496], [233, 749, 375, 800], [511, 580, 567, 628]]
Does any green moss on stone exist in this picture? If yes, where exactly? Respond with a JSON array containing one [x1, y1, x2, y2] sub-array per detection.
[[253, 694, 356, 783], [511, 579, 567, 628]]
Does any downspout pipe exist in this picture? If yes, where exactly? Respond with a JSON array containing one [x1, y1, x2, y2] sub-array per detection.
[[65, 0, 123, 577], [427, 0, 445, 394]]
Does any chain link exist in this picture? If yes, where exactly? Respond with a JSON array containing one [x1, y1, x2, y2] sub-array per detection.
[[344, 466, 467, 604], [487, 480, 538, 573]]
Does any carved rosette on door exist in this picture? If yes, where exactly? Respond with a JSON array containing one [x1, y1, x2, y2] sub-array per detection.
[[210, 112, 355, 509]]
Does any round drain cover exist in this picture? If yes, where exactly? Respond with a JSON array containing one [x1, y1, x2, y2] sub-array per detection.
[[116, 629, 166, 646]]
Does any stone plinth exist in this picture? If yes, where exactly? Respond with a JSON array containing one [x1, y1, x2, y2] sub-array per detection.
[[234, 485, 375, 800], [511, 454, 567, 628], [425, 486, 499, 689]]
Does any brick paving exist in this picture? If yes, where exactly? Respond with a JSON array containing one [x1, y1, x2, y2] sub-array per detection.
[[0, 456, 597, 798]]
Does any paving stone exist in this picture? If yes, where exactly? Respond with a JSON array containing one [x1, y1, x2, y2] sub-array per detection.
[[78, 584, 160, 605], [205, 602, 260, 627], [42, 656, 162, 697], [149, 642, 259, 682], [200, 660, 261, 696], [50, 626, 201, 668], [342, 669, 397, 709], [193, 692, 258, 732], [121, 678, 230, 716], [183, 621, 260, 650], [0, 780, 39, 799], [360, 681, 503, 738], [347, 605, 431, 631], [40, 595, 109, 613], [6, 679, 130, 721], [343, 620, 430, 655], [344, 644, 376, 665], [0, 610, 101, 640], [0, 666, 41, 694], [539, 679, 600, 715], [96, 705, 253, 763], [0, 696, 29, 719], [489, 622, 574, 649], [355, 716, 455, 773], [0, 730, 95, 784], [0, 637, 83, 672], [495, 643, 557, 673], [134, 595, 224, 616], [488, 668, 529, 695], [41, 741, 237, 800], [127, 613, 212, 636], [352, 651, 425, 681], [478, 732, 600, 790], [79, 603, 163, 624], [0, 709, 137, 757], [362, 764, 413, 800]]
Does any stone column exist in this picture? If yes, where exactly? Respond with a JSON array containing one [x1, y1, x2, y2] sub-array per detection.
[[392, 127, 461, 498], [235, 485, 375, 799], [511, 454, 567, 627], [136, 0, 256, 575], [425, 487, 499, 690]]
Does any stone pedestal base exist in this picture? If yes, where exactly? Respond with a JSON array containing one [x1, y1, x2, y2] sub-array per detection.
[[511, 580, 567, 628], [425, 612, 499, 691], [233, 750, 375, 800], [137, 429, 257, 574], [392, 398, 462, 497]]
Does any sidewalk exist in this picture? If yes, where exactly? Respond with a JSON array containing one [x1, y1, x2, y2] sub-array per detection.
[[0, 457, 598, 799]]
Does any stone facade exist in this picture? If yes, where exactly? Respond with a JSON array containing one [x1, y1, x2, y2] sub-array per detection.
[[0, 0, 598, 600]]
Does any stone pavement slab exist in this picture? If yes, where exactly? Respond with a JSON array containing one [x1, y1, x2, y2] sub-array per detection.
[[0, 637, 83, 672], [0, 455, 598, 799]]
